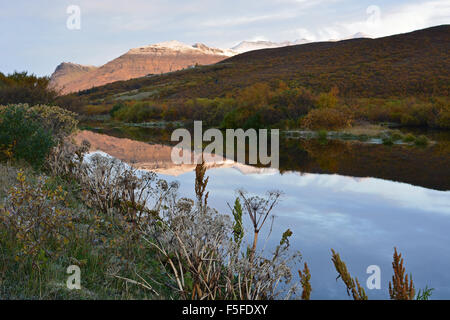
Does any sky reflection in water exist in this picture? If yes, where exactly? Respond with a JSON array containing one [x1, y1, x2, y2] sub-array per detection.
[[159, 168, 450, 299]]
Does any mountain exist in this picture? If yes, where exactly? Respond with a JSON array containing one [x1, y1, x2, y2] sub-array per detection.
[[74, 25, 449, 101], [52, 34, 374, 93], [50, 41, 235, 94]]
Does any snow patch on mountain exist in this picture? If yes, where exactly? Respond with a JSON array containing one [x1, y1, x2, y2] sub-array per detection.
[[128, 40, 237, 57]]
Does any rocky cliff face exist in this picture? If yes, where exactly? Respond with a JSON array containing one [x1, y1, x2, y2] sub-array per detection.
[[50, 41, 235, 94]]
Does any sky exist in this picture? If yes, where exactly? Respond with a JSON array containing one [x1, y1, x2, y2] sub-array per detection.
[[0, 0, 449, 76]]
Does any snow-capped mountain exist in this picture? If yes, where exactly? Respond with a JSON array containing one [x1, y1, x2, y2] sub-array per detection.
[[128, 40, 236, 57], [50, 41, 235, 94]]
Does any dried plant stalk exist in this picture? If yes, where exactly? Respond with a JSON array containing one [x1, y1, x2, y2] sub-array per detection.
[[389, 247, 415, 300], [298, 262, 312, 300], [331, 249, 368, 300], [195, 160, 209, 210]]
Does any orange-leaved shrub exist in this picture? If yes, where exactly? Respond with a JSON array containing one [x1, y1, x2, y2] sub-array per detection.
[[302, 107, 352, 130]]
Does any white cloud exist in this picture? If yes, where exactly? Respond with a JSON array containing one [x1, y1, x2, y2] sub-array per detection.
[[311, 0, 450, 40], [296, 28, 317, 41], [200, 11, 298, 27]]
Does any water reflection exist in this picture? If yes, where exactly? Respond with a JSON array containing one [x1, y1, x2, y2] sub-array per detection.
[[77, 129, 450, 299], [81, 125, 450, 190], [160, 168, 450, 299]]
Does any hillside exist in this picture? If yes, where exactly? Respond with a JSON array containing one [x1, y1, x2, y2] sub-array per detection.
[[74, 25, 450, 102]]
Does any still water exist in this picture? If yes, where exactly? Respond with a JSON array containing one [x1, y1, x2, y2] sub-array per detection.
[[80, 125, 450, 299]]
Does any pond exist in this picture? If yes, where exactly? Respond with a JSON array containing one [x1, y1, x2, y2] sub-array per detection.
[[79, 124, 450, 299]]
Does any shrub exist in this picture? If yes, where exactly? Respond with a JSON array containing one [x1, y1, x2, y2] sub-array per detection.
[[29, 104, 78, 140], [302, 108, 351, 130], [187, 97, 236, 127], [382, 136, 394, 146], [403, 133, 416, 143], [0, 71, 58, 106], [316, 87, 339, 109], [78, 154, 177, 221], [270, 84, 316, 118], [414, 135, 429, 147], [237, 83, 272, 108], [0, 104, 54, 168], [317, 130, 328, 140], [0, 171, 74, 265], [390, 131, 404, 142], [113, 102, 164, 123], [109, 102, 125, 117], [82, 104, 112, 116], [436, 110, 450, 129]]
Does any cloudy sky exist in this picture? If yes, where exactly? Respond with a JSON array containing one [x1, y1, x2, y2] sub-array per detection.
[[1, 0, 449, 76]]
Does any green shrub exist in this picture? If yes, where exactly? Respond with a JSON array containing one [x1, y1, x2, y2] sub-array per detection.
[[403, 133, 416, 143], [436, 110, 450, 129], [390, 131, 404, 142], [109, 102, 125, 117], [317, 130, 328, 142], [0, 104, 54, 168], [29, 104, 78, 140], [0, 171, 74, 265], [357, 134, 370, 142], [113, 101, 164, 123], [414, 135, 429, 147], [0, 71, 58, 106], [382, 136, 394, 146]]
